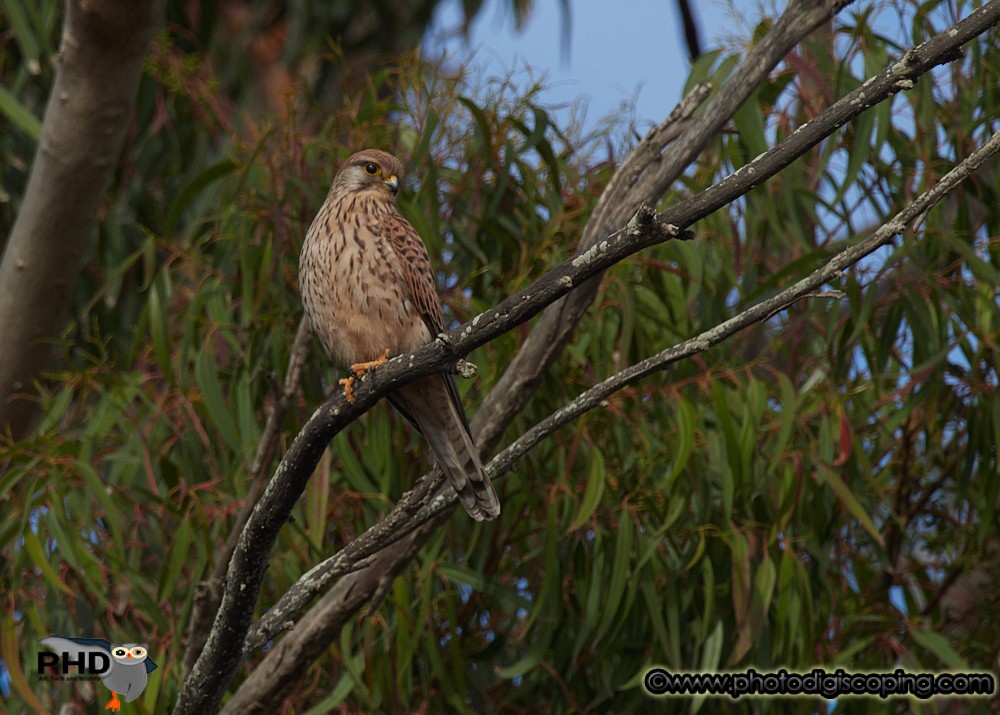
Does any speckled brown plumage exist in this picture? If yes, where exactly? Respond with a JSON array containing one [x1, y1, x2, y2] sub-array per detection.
[[299, 148, 500, 521]]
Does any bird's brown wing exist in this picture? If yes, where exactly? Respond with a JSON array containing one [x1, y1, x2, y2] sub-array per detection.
[[383, 212, 446, 337], [381, 211, 476, 433]]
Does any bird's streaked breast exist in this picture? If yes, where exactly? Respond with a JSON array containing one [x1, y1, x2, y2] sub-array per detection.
[[300, 194, 429, 368]]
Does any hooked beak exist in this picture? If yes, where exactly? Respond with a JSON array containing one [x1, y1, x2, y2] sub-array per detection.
[[383, 175, 400, 195]]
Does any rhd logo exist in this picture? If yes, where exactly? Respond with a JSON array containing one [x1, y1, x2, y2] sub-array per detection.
[[38, 639, 112, 677]]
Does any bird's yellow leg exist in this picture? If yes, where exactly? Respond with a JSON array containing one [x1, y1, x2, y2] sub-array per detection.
[[339, 349, 391, 403]]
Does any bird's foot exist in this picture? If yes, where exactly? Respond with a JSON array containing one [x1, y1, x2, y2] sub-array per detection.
[[105, 692, 121, 711], [339, 349, 391, 403]]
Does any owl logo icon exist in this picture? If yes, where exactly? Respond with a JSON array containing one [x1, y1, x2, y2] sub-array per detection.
[[38, 635, 157, 711]]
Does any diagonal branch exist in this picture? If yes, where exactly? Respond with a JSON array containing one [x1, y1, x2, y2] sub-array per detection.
[[174, 2, 1000, 712]]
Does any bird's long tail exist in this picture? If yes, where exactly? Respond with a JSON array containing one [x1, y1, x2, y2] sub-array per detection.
[[393, 376, 500, 521]]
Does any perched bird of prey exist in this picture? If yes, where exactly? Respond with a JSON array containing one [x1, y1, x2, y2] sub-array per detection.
[[38, 636, 156, 711], [299, 148, 500, 521]]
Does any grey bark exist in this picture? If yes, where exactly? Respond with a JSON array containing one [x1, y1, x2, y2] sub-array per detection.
[[0, 0, 165, 439]]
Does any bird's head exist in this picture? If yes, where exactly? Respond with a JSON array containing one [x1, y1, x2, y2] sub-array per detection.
[[333, 149, 404, 198]]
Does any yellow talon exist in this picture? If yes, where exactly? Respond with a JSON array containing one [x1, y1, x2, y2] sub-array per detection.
[[338, 375, 357, 403], [340, 349, 390, 403]]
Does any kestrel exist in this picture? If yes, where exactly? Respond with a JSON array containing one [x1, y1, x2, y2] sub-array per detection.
[[299, 149, 501, 521]]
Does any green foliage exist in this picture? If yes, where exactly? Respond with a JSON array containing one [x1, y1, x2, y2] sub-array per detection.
[[2, 1, 999, 713]]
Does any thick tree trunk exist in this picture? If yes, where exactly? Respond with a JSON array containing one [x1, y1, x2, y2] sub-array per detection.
[[0, 0, 164, 438]]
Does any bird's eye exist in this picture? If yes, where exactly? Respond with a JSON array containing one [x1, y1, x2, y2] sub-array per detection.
[[364, 163, 380, 176], [113, 648, 128, 657], [131, 647, 147, 658]]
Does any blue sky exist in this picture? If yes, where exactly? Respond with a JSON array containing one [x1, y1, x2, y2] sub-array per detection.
[[426, 0, 759, 130]]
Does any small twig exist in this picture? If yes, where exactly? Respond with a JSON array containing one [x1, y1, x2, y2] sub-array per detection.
[[763, 288, 844, 322], [453, 358, 478, 379]]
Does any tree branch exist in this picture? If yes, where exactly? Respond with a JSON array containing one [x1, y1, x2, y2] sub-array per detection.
[[0, 0, 165, 439], [675, 0, 703, 61]]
